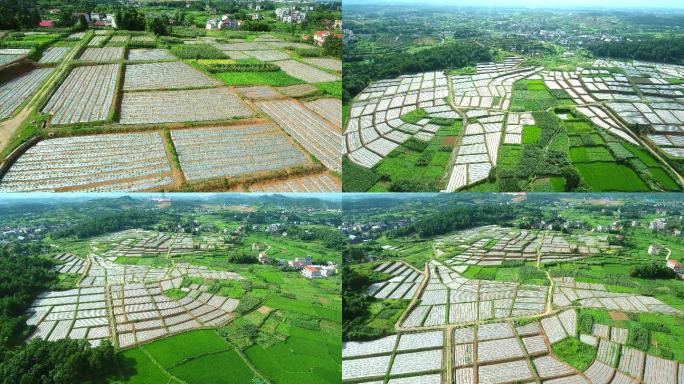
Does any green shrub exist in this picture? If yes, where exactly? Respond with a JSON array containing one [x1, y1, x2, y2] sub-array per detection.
[[403, 138, 430, 152], [170, 43, 227, 59], [628, 327, 650, 350], [295, 47, 324, 57], [578, 313, 594, 334], [343, 157, 380, 192]]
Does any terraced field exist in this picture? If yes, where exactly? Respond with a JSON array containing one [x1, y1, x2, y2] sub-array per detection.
[[26, 251, 243, 349]]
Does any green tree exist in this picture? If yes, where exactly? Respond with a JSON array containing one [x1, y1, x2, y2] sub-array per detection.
[[146, 15, 169, 36]]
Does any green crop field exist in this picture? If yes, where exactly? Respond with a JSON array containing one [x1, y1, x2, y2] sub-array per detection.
[[215, 71, 304, 86], [569, 146, 615, 162], [109, 331, 255, 384], [509, 79, 574, 111], [367, 121, 461, 192], [245, 326, 341, 384], [140, 330, 232, 369], [575, 162, 649, 191], [169, 350, 255, 383], [522, 125, 541, 144]]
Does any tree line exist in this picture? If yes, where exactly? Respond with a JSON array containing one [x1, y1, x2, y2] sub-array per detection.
[[586, 36, 684, 64], [343, 41, 492, 102], [0, 245, 117, 383], [388, 204, 518, 238]]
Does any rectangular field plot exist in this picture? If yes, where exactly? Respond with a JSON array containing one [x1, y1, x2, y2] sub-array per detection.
[[478, 360, 534, 384], [236, 85, 282, 100], [127, 48, 174, 61], [477, 337, 525, 363], [389, 350, 443, 376], [343, 335, 397, 358], [304, 98, 342, 128], [0, 53, 23, 65], [119, 87, 253, 124], [256, 99, 341, 172], [244, 50, 290, 61], [38, 47, 71, 64], [397, 331, 443, 351], [342, 355, 392, 381], [42, 64, 119, 125], [123, 61, 220, 90], [171, 124, 308, 181], [273, 60, 340, 83], [0, 67, 54, 119], [247, 173, 340, 192], [79, 47, 124, 62], [304, 57, 342, 72], [0, 133, 173, 192]]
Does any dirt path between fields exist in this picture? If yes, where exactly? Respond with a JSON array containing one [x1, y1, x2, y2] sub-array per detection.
[[0, 107, 31, 153]]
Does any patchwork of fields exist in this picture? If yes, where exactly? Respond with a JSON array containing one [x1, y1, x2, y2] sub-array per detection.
[[0, 30, 342, 192], [344, 56, 684, 192], [344, 223, 684, 384]]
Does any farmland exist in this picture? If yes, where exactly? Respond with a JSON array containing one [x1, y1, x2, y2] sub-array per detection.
[[42, 64, 120, 125], [0, 132, 173, 192], [119, 87, 253, 124], [0, 194, 341, 383], [256, 99, 342, 173], [0, 27, 341, 192], [342, 4, 684, 192], [171, 124, 309, 181], [342, 193, 684, 383]]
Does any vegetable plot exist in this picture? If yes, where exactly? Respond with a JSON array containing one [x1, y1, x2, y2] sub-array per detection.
[[119, 87, 253, 124], [0, 132, 173, 192], [42, 64, 119, 125], [170, 124, 309, 181]]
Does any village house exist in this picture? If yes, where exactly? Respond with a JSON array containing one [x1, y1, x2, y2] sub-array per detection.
[[288, 256, 313, 269], [313, 30, 342, 46], [275, 8, 306, 24], [650, 218, 667, 231], [301, 264, 337, 279], [38, 20, 55, 28], [206, 15, 240, 30], [648, 244, 661, 255], [666, 259, 680, 270], [258, 251, 269, 264]]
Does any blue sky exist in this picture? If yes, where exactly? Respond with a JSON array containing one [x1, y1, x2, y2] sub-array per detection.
[[345, 0, 684, 9]]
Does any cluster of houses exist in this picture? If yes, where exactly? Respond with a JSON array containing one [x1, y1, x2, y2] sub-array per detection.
[[0, 225, 50, 245], [206, 14, 242, 30], [39, 11, 116, 28], [341, 219, 412, 243], [275, 7, 310, 24], [256, 251, 336, 279]]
